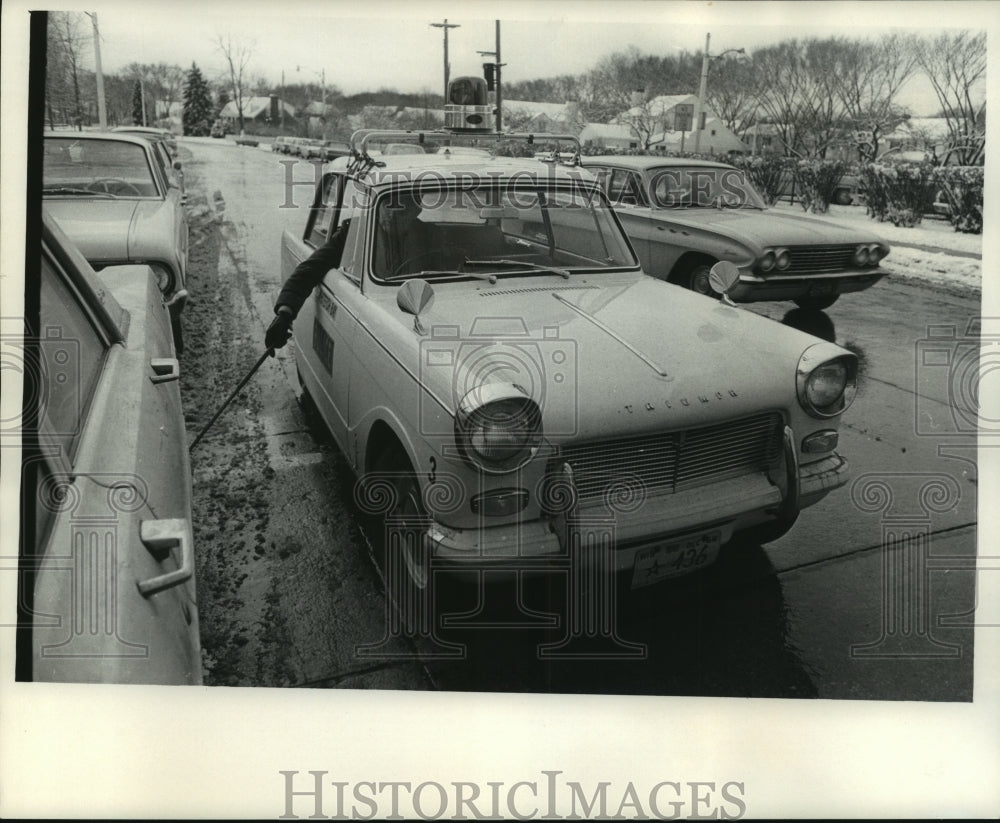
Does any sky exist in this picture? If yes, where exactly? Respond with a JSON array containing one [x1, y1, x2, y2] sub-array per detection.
[[48, 0, 991, 117]]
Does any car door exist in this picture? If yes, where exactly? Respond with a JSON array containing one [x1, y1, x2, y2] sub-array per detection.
[[600, 167, 659, 275], [285, 172, 357, 452], [22, 219, 201, 684]]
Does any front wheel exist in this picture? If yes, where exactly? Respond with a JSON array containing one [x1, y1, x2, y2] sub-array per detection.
[[367, 452, 438, 633], [682, 263, 718, 297], [794, 294, 839, 311]]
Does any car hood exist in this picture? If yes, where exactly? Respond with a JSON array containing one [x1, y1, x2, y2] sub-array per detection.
[[656, 207, 884, 249], [381, 274, 839, 441], [43, 199, 166, 262]]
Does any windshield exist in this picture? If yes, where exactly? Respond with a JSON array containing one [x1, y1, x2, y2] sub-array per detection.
[[649, 166, 766, 210], [371, 184, 637, 281], [43, 138, 159, 198]]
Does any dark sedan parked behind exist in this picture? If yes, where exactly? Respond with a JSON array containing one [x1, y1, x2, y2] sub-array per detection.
[[582, 156, 889, 310]]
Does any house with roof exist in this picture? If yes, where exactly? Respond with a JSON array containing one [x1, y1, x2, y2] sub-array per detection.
[[578, 122, 641, 150], [648, 115, 747, 154], [218, 95, 296, 127], [612, 94, 746, 154], [501, 100, 584, 132]]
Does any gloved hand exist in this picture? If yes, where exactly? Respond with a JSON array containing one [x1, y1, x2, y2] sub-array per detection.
[[265, 307, 294, 352]]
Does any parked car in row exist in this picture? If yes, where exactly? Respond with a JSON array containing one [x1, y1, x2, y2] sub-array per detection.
[[304, 139, 351, 161], [581, 156, 889, 310], [17, 214, 201, 684], [280, 129, 859, 617], [42, 132, 189, 348], [111, 125, 178, 159]]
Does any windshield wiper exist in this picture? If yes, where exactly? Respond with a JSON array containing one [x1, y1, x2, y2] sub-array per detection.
[[382, 269, 499, 284], [43, 186, 115, 198], [463, 258, 571, 279]]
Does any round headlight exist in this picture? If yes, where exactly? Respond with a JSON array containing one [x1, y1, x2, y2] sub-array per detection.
[[806, 361, 847, 408], [759, 250, 776, 273], [456, 393, 542, 472], [796, 350, 858, 418], [775, 248, 791, 270], [853, 245, 871, 266], [868, 243, 885, 264]]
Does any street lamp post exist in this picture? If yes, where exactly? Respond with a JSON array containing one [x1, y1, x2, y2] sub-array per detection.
[[692, 33, 745, 154]]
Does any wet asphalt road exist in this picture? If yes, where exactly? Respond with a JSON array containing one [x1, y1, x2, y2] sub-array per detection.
[[179, 137, 978, 700]]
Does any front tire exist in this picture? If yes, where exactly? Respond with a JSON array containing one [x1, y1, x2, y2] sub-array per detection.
[[682, 262, 717, 297], [368, 450, 438, 633]]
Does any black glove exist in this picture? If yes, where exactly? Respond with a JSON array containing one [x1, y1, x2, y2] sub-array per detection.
[[265, 307, 294, 352]]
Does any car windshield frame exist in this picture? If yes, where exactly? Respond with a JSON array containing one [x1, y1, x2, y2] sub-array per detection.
[[365, 179, 640, 285], [42, 137, 163, 200], [647, 165, 767, 211]]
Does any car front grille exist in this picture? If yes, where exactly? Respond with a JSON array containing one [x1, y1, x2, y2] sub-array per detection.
[[785, 245, 858, 274], [547, 411, 783, 507]]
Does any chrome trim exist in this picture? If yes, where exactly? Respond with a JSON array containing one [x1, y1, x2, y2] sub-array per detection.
[[552, 292, 672, 379]]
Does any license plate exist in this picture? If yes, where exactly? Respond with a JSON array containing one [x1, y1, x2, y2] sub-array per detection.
[[631, 531, 722, 589]]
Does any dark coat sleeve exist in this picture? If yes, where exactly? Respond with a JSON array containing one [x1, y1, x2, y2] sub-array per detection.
[[274, 220, 350, 317]]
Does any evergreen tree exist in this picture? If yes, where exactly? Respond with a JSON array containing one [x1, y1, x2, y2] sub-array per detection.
[[183, 62, 213, 136], [132, 79, 145, 125]]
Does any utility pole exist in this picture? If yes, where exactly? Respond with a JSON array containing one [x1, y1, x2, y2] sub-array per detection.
[[430, 18, 460, 102], [321, 68, 327, 140], [478, 21, 505, 132], [494, 20, 502, 132], [85, 12, 107, 129], [693, 32, 710, 155], [280, 69, 285, 129], [693, 35, 745, 155]]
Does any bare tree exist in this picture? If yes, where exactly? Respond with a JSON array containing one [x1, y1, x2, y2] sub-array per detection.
[[749, 39, 850, 158], [703, 54, 758, 140], [614, 94, 675, 150], [47, 11, 89, 128], [827, 34, 920, 161], [915, 30, 986, 164], [214, 34, 255, 133], [156, 63, 186, 121], [582, 47, 699, 124]]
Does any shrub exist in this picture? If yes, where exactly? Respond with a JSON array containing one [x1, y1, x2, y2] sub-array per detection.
[[729, 154, 788, 206], [858, 161, 937, 227], [932, 166, 983, 234], [792, 159, 847, 214]]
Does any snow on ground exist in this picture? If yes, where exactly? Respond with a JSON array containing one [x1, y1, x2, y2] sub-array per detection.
[[771, 201, 983, 256], [877, 246, 982, 294], [769, 202, 982, 295]]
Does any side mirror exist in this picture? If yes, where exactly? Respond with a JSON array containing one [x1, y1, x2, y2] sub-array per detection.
[[396, 279, 435, 334], [708, 261, 740, 307], [173, 160, 182, 170]]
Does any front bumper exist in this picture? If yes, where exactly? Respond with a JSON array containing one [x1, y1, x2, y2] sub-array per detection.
[[425, 449, 848, 575], [730, 269, 886, 303]]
